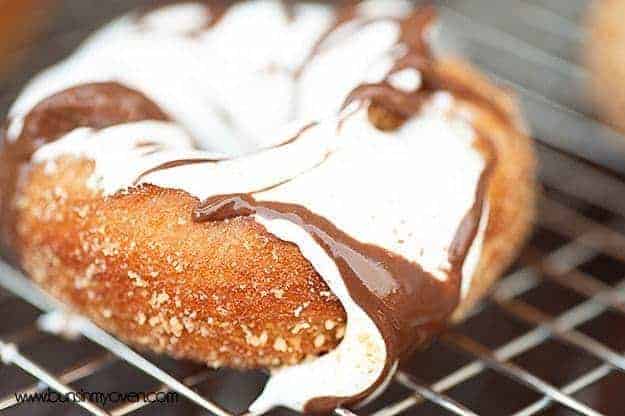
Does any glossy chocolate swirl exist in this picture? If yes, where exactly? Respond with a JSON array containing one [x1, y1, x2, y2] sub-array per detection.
[[192, 186, 485, 412]]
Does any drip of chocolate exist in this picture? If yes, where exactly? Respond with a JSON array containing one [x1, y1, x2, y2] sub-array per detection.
[[133, 158, 225, 185], [343, 6, 513, 132], [193, 194, 466, 354], [20, 82, 168, 146], [131, 122, 317, 184], [191, 176, 486, 412], [268, 122, 316, 149], [0, 82, 168, 261]]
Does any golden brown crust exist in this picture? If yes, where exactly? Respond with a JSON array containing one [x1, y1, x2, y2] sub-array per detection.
[[438, 59, 536, 321], [14, 160, 346, 368], [585, 0, 625, 132], [7, 59, 535, 369]]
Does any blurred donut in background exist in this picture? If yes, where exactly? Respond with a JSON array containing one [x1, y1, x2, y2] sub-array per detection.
[[585, 0, 625, 133]]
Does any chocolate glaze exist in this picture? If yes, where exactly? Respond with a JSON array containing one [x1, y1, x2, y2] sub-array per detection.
[[269, 122, 316, 149], [343, 6, 512, 130], [0, 3, 516, 413], [192, 189, 469, 412], [0, 82, 168, 260], [190, 127, 496, 415], [18, 82, 168, 146], [133, 158, 226, 185], [132, 122, 316, 184]]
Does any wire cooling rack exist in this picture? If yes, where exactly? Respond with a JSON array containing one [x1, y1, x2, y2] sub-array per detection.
[[2, 0, 625, 415]]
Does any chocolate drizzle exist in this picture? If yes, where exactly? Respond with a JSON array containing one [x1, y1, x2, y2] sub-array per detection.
[[133, 158, 225, 185], [191, 179, 481, 412], [194, 194, 466, 348], [131, 122, 317, 185], [18, 82, 168, 147], [194, 192, 470, 407], [342, 6, 514, 132], [0, 82, 168, 260]]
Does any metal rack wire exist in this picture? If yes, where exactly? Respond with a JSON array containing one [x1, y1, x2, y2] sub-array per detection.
[[1, 0, 625, 414]]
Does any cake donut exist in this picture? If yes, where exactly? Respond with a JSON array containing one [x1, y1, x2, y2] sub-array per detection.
[[0, 1, 536, 413], [585, 0, 625, 132]]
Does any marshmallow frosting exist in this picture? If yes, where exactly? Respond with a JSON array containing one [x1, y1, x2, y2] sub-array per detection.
[[4, 1, 498, 413]]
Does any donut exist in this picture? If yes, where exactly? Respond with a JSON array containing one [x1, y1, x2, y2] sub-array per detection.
[[0, 1, 536, 413], [585, 0, 625, 132]]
